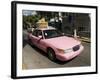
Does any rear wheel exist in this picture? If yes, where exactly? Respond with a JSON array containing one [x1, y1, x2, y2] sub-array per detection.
[[47, 48, 56, 61]]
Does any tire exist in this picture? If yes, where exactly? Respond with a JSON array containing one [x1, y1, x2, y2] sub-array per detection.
[[47, 48, 56, 61]]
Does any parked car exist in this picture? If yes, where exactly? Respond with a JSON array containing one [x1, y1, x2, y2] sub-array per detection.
[[28, 27, 84, 61]]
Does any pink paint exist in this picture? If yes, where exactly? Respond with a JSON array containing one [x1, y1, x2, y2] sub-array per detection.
[[43, 36, 80, 49]]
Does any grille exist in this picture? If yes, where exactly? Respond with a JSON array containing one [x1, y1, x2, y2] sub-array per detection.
[[73, 45, 80, 51]]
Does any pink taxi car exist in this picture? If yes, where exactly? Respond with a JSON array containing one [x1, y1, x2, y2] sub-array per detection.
[[28, 27, 84, 61]]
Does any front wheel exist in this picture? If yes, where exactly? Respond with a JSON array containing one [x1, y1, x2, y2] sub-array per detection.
[[47, 48, 56, 61]]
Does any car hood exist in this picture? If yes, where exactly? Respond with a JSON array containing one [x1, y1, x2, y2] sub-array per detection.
[[44, 36, 81, 49]]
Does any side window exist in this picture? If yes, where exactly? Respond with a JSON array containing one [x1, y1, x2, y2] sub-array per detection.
[[32, 30, 42, 37], [37, 30, 42, 37], [32, 30, 38, 36]]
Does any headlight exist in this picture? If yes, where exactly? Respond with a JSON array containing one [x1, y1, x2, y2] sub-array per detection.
[[57, 48, 72, 54], [64, 48, 72, 53]]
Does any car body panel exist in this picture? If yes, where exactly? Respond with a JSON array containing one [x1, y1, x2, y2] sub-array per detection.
[[43, 36, 80, 50], [56, 45, 84, 61]]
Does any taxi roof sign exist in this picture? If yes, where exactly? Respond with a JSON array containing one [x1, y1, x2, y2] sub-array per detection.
[[37, 18, 48, 28]]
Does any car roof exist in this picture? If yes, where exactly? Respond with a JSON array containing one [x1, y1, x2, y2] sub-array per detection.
[[35, 26, 56, 31]]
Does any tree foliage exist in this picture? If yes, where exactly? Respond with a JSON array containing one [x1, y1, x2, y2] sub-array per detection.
[[23, 15, 41, 29]]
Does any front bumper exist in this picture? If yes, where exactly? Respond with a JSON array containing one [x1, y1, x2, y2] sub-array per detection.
[[56, 45, 84, 61]]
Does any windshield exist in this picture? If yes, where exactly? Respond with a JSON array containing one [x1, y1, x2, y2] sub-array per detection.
[[43, 29, 63, 39]]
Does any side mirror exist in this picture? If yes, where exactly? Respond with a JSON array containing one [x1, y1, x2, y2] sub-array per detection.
[[62, 33, 65, 35]]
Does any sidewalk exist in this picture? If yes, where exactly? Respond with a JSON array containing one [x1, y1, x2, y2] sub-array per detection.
[[79, 37, 91, 43]]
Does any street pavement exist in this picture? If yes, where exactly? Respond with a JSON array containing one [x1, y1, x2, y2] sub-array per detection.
[[22, 42, 90, 70]]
